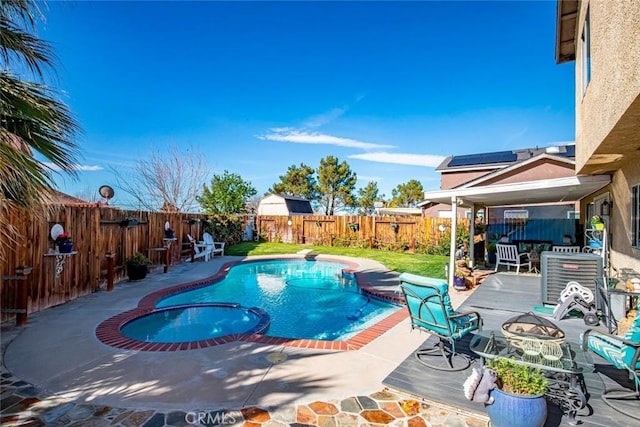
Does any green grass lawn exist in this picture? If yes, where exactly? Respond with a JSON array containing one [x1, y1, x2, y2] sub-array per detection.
[[225, 241, 448, 279]]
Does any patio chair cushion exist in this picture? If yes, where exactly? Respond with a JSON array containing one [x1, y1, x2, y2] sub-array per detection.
[[399, 273, 474, 338], [582, 299, 640, 375]]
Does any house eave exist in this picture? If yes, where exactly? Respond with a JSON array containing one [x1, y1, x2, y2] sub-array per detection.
[[555, 0, 579, 64]]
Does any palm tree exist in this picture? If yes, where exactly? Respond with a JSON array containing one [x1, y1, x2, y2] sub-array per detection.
[[1, 0, 81, 259]]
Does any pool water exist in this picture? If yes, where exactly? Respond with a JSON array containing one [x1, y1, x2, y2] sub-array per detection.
[[121, 304, 267, 343], [157, 259, 399, 341]]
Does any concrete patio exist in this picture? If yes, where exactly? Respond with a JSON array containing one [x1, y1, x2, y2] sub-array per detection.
[[1, 254, 487, 426]]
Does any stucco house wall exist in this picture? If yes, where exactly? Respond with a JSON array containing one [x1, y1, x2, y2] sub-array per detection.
[[575, 0, 640, 173], [441, 170, 492, 190], [607, 161, 640, 272], [570, 0, 640, 273], [480, 159, 575, 186]]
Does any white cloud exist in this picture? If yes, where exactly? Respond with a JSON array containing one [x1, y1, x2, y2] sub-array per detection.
[[257, 129, 395, 151], [349, 152, 446, 167], [303, 107, 349, 128], [43, 162, 104, 172]]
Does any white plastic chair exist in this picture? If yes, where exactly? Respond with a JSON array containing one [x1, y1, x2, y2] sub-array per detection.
[[187, 234, 212, 262], [203, 232, 225, 257]]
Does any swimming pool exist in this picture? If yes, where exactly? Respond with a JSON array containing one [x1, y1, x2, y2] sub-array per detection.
[[150, 259, 399, 341]]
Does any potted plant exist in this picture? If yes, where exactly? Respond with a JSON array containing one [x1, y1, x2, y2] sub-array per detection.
[[55, 233, 73, 253], [126, 252, 152, 281], [487, 242, 497, 265], [484, 358, 549, 427], [453, 269, 467, 290], [590, 214, 605, 230]]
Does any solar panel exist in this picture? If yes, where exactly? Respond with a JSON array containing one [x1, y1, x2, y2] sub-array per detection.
[[448, 150, 517, 167]]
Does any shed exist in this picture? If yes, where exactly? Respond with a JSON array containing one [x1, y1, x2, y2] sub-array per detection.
[[257, 194, 314, 216]]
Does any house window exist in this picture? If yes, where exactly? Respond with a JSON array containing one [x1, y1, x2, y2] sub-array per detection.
[[567, 211, 580, 220], [633, 184, 640, 248], [581, 8, 591, 96]]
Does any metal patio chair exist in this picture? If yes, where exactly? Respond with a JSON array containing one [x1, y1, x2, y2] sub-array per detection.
[[399, 273, 482, 371], [581, 299, 640, 420]]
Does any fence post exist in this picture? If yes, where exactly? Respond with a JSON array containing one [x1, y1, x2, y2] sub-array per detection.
[[15, 266, 32, 327], [164, 248, 170, 273], [106, 252, 115, 291]]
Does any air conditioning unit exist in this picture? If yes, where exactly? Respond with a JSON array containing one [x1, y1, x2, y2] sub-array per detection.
[[540, 252, 603, 305]]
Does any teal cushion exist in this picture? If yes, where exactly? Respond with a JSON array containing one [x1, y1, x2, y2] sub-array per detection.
[[399, 273, 476, 337], [399, 273, 454, 314]]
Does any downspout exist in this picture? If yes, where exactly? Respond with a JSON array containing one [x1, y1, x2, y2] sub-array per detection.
[[449, 195, 458, 288], [469, 204, 475, 268]]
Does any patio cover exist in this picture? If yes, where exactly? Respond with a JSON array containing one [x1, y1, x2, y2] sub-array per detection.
[[420, 175, 611, 287]]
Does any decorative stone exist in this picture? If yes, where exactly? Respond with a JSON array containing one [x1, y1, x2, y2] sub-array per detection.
[[68, 417, 111, 427], [380, 402, 405, 418], [16, 387, 43, 398], [121, 410, 154, 426], [317, 415, 337, 427], [340, 397, 362, 413], [166, 411, 190, 426], [407, 415, 428, 427], [399, 399, 421, 416], [360, 409, 395, 424], [356, 395, 378, 410], [110, 409, 134, 424], [42, 402, 75, 423], [269, 406, 297, 423], [0, 395, 22, 412], [295, 405, 317, 424], [308, 401, 338, 415], [66, 404, 96, 421], [335, 412, 359, 426], [369, 390, 398, 401], [141, 412, 165, 427], [262, 420, 288, 427], [241, 407, 271, 423]]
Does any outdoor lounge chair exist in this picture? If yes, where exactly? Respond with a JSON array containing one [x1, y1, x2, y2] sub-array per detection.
[[495, 243, 531, 274], [581, 300, 640, 420], [399, 273, 482, 371], [203, 232, 225, 257], [186, 234, 213, 262]]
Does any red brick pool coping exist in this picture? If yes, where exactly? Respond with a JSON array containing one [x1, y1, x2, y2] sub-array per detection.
[[95, 255, 408, 352]]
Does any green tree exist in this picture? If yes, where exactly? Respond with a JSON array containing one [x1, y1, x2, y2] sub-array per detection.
[[1, 0, 81, 259], [390, 179, 424, 208], [197, 170, 257, 214], [317, 155, 357, 215], [269, 163, 319, 201], [357, 181, 383, 215]]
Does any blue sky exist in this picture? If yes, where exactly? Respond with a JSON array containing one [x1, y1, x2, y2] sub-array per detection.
[[40, 0, 575, 209]]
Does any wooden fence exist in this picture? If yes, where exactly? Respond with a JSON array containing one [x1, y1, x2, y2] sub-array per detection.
[[256, 215, 469, 252], [1, 205, 206, 322], [1, 207, 468, 324]]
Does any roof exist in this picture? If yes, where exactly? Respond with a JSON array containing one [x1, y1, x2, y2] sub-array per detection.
[[436, 144, 575, 172], [455, 153, 575, 189], [418, 175, 610, 208], [49, 190, 91, 206], [377, 207, 423, 217], [555, 0, 579, 64], [258, 194, 314, 214]]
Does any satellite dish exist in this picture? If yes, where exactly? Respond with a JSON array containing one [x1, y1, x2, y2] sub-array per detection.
[[98, 185, 114, 204]]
